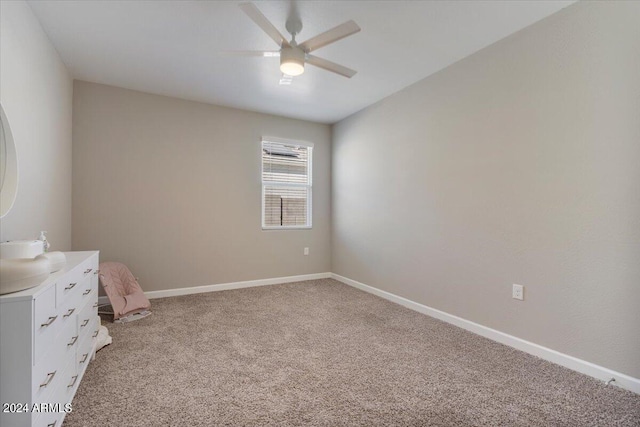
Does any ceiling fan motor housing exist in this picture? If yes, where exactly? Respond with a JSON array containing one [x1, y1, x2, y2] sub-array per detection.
[[280, 46, 305, 76]]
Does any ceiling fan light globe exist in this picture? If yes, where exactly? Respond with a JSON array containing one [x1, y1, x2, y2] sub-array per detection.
[[280, 46, 305, 76], [280, 61, 304, 76]]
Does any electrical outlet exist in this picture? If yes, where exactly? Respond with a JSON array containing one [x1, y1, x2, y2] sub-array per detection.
[[303, 247, 309, 256], [512, 284, 524, 300]]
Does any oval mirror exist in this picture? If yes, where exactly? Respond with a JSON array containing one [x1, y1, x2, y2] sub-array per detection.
[[0, 104, 18, 218]]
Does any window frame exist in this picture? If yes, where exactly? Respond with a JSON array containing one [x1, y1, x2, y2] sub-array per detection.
[[261, 137, 313, 230]]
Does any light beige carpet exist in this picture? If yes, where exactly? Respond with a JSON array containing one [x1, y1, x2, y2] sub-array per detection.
[[64, 279, 639, 426]]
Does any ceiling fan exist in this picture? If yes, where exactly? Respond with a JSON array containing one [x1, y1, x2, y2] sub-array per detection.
[[234, 2, 361, 79]]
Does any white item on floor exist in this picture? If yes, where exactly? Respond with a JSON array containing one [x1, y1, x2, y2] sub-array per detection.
[[95, 321, 112, 352], [0, 240, 44, 259], [0, 257, 50, 295]]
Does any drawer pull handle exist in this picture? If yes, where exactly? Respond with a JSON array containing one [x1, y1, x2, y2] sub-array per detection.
[[39, 371, 56, 388], [92, 330, 99, 338], [67, 375, 79, 388], [81, 318, 90, 327], [47, 421, 57, 427], [63, 308, 76, 318], [84, 268, 93, 274], [65, 282, 77, 290], [41, 316, 58, 327], [80, 353, 89, 363], [83, 288, 92, 295], [93, 302, 98, 308], [67, 335, 79, 346]]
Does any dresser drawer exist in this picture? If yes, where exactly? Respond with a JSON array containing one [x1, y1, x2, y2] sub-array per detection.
[[57, 275, 91, 319], [34, 411, 61, 427], [55, 267, 83, 309], [33, 361, 77, 427], [55, 256, 96, 309], [77, 298, 97, 340], [33, 360, 76, 427], [79, 256, 97, 287], [78, 275, 96, 308], [77, 317, 98, 373], [57, 300, 80, 339], [32, 343, 64, 403], [54, 358, 80, 408], [34, 285, 59, 364], [58, 314, 80, 372], [76, 340, 92, 372]]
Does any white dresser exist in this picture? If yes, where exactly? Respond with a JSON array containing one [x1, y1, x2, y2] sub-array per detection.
[[0, 251, 100, 427]]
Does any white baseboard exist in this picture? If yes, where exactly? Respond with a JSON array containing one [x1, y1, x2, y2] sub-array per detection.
[[145, 272, 331, 299], [331, 273, 640, 395], [99, 272, 331, 306], [98, 273, 331, 306]]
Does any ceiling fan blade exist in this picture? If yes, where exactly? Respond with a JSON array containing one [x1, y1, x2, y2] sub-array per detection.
[[306, 55, 357, 78], [220, 50, 280, 57], [238, 3, 290, 48], [299, 20, 360, 53]]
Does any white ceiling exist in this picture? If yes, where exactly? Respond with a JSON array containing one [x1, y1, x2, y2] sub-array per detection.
[[28, 0, 575, 124]]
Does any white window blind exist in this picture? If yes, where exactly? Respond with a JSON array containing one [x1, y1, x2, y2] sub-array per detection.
[[262, 138, 313, 229]]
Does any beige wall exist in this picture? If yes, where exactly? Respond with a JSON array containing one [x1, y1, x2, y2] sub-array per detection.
[[332, 1, 640, 378], [0, 1, 73, 248], [72, 81, 331, 291]]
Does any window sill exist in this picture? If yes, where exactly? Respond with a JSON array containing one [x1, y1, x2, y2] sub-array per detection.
[[262, 226, 312, 231]]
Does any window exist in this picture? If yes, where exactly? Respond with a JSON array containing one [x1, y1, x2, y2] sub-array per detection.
[[262, 138, 313, 229]]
